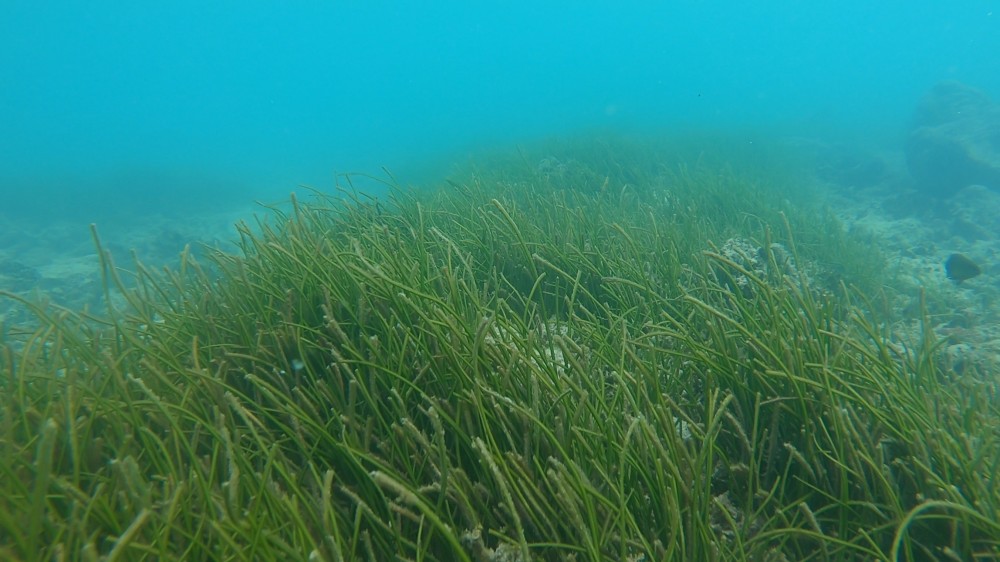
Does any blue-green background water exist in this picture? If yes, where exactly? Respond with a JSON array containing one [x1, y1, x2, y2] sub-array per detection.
[[1, 2, 998, 239]]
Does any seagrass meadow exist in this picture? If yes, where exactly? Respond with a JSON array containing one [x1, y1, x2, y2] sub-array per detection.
[[2, 134, 998, 561]]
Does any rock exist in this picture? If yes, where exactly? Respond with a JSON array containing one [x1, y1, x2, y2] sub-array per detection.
[[905, 81, 1000, 197], [712, 238, 801, 297]]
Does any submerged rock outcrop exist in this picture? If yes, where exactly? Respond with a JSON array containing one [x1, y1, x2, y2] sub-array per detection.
[[905, 81, 1000, 197]]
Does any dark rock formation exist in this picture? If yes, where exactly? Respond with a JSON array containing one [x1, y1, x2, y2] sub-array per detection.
[[905, 81, 1000, 197]]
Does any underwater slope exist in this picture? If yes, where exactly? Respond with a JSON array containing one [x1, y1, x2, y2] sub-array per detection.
[[2, 134, 998, 561]]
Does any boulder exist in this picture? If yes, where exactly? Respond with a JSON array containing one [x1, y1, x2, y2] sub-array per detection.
[[905, 81, 1000, 197]]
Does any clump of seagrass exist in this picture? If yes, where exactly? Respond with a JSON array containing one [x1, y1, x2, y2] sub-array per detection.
[[3, 133, 999, 562]]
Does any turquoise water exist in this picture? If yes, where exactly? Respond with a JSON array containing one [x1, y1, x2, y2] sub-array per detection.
[[1, 2, 998, 313], [3, 2, 997, 212]]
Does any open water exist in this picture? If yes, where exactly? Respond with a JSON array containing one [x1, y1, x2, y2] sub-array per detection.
[[1, 2, 998, 310]]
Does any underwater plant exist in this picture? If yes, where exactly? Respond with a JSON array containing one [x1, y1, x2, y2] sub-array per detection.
[[1, 133, 997, 561]]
